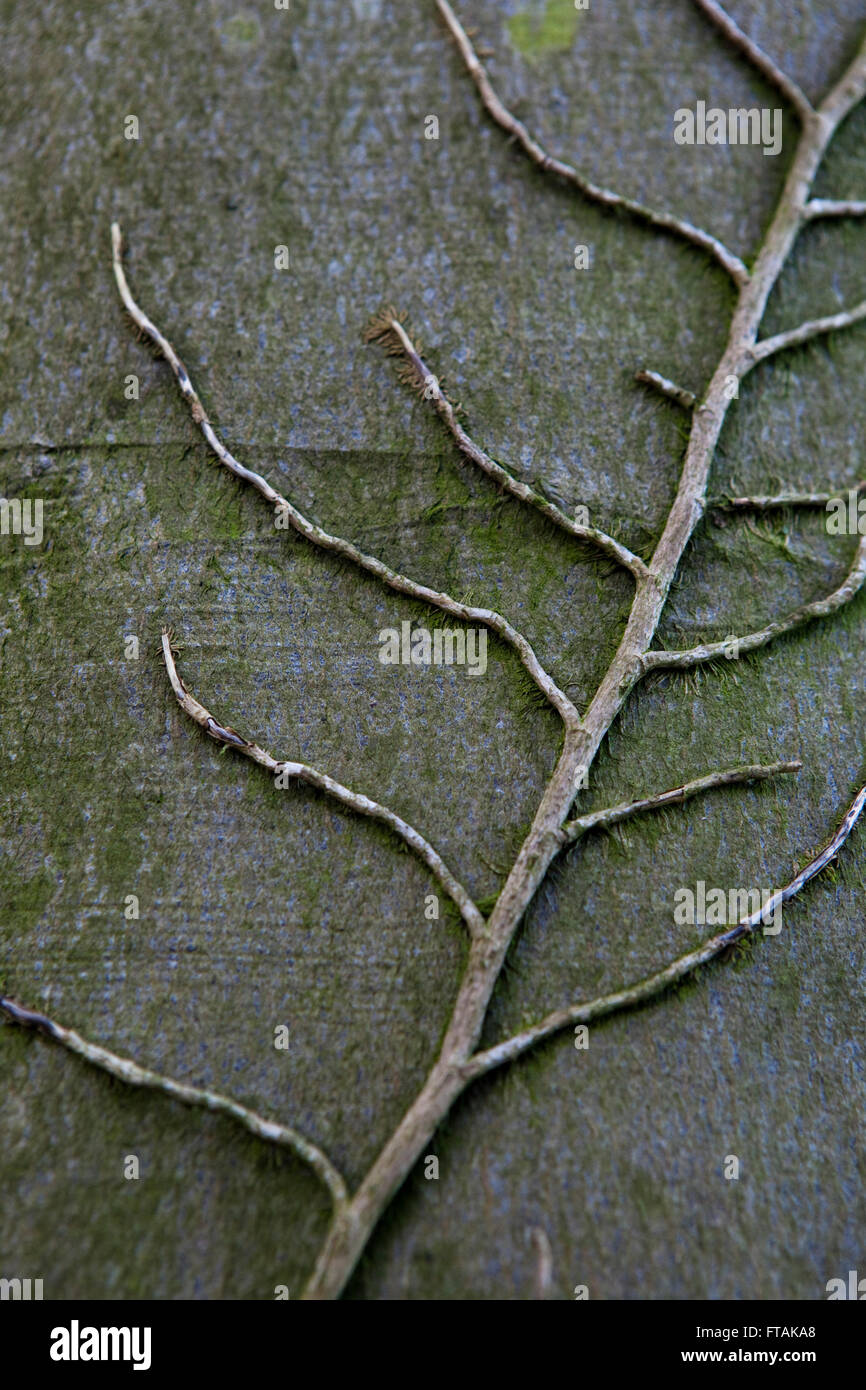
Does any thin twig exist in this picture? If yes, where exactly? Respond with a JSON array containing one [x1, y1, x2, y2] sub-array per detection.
[[0, 995, 349, 1210], [644, 535, 866, 672], [365, 310, 649, 582], [160, 632, 486, 939], [300, 17, 866, 1297], [691, 0, 813, 121], [111, 224, 579, 729], [434, 0, 750, 287], [92, 10, 866, 1302], [464, 782, 866, 1081], [715, 480, 866, 511], [635, 369, 697, 411], [748, 301, 866, 368], [805, 198, 866, 220], [561, 761, 801, 844], [529, 1226, 554, 1300]]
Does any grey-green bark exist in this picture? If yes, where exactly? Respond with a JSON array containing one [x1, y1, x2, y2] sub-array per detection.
[[1, 0, 865, 1299]]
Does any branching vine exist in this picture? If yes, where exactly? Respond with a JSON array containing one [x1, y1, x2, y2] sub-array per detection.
[[3, 0, 866, 1300]]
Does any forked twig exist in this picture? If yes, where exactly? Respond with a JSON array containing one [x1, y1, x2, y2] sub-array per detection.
[[111, 224, 579, 729], [5, 2, 859, 1302], [464, 783, 866, 1081]]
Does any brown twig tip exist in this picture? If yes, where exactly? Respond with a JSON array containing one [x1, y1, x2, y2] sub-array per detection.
[[362, 305, 405, 343], [160, 626, 180, 666], [363, 306, 420, 358], [112, 233, 577, 722], [365, 296, 649, 580], [157, 624, 180, 660], [364, 307, 432, 394]]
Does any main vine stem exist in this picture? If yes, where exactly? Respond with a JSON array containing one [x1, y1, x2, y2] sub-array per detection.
[[302, 37, 866, 1300]]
